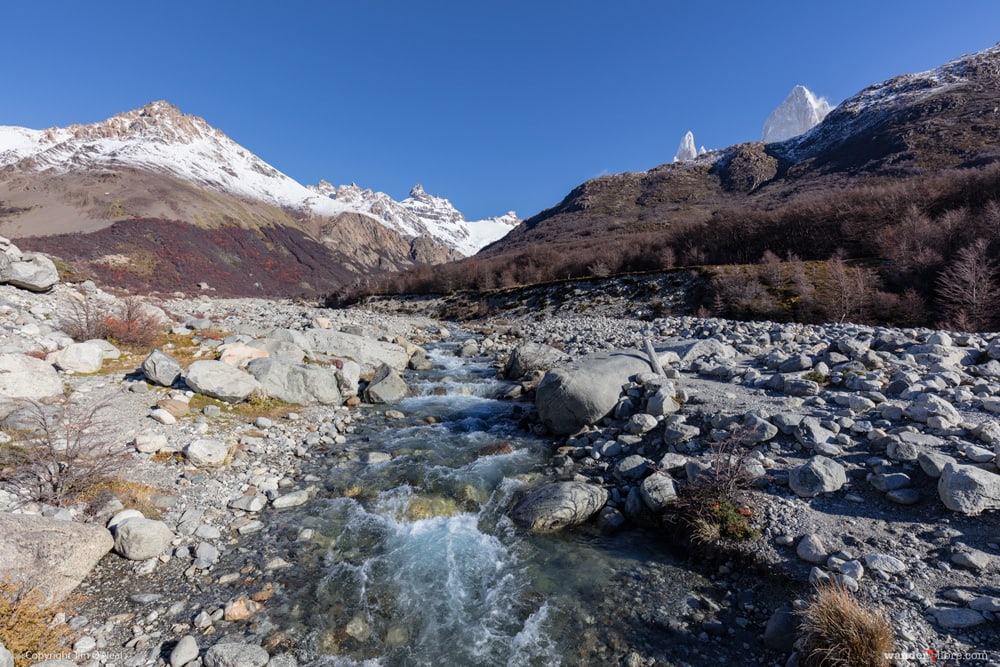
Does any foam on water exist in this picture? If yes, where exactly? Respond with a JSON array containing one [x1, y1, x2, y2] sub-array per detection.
[[311, 489, 558, 666]]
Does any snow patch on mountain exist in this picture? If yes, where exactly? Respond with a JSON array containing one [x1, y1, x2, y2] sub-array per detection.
[[761, 85, 832, 143], [0, 102, 349, 218], [311, 181, 518, 256]]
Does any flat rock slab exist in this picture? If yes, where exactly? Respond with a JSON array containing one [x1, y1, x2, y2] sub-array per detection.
[[0, 512, 113, 603], [185, 360, 261, 403], [307, 329, 409, 371], [510, 481, 608, 532]]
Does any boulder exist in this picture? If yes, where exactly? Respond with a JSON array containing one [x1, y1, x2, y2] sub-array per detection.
[[504, 342, 567, 380], [789, 456, 847, 498], [203, 642, 269, 667], [904, 393, 961, 427], [536, 351, 651, 434], [363, 364, 408, 404], [659, 339, 737, 365], [510, 482, 608, 532], [248, 339, 306, 365], [170, 635, 200, 667], [185, 438, 229, 468], [0, 641, 12, 667], [639, 472, 678, 512], [54, 341, 105, 373], [185, 360, 261, 403], [938, 463, 1000, 515], [112, 517, 175, 561], [4, 253, 59, 292], [0, 512, 113, 602], [0, 353, 63, 400], [134, 432, 169, 454], [142, 350, 182, 387], [247, 358, 342, 405], [336, 360, 361, 398], [217, 343, 268, 368], [307, 329, 409, 371]]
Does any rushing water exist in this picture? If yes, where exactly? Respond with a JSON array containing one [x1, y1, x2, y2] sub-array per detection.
[[279, 343, 724, 666]]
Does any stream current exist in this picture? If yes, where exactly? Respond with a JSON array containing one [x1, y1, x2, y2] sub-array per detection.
[[272, 343, 752, 666]]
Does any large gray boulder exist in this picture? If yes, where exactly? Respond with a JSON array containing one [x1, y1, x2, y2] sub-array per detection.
[[112, 517, 175, 561], [54, 341, 105, 373], [789, 456, 847, 498], [504, 342, 568, 380], [0, 353, 63, 400], [4, 253, 59, 292], [185, 360, 261, 403], [308, 329, 409, 371], [938, 463, 1000, 515], [247, 358, 342, 405], [142, 350, 182, 387], [363, 364, 408, 404], [0, 512, 113, 603], [0, 640, 12, 667], [536, 351, 652, 434], [510, 482, 608, 531]]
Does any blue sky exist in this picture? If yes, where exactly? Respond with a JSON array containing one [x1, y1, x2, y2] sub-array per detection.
[[2, 1, 1000, 220]]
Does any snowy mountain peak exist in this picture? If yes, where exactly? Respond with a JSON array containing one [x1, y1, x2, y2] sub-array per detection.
[[762, 85, 832, 143], [0, 101, 344, 216], [674, 131, 697, 162], [310, 181, 519, 256]]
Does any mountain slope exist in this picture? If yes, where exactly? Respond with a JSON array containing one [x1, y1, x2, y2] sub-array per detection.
[[0, 102, 519, 293], [482, 43, 1000, 262]]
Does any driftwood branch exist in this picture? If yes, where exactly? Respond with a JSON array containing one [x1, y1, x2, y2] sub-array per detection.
[[643, 338, 664, 376]]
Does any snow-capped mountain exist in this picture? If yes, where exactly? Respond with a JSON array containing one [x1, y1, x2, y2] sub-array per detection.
[[761, 85, 832, 143], [782, 43, 1000, 163], [673, 131, 697, 162], [0, 101, 347, 217], [0, 101, 517, 256], [310, 181, 519, 256]]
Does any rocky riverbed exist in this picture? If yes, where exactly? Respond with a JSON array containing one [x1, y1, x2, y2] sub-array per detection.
[[1, 250, 999, 666]]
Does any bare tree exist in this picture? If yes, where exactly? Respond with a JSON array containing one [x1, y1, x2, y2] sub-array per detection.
[[937, 238, 1000, 331], [15, 398, 127, 506]]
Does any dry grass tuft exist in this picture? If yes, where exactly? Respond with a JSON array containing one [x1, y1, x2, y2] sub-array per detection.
[[76, 478, 164, 520], [0, 578, 76, 666], [798, 584, 894, 667]]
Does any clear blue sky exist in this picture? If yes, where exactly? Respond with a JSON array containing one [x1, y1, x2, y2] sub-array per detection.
[[2, 1, 999, 220]]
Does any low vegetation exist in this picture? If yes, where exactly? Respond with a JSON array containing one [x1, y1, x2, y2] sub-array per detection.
[[797, 584, 894, 667], [671, 430, 760, 544], [0, 578, 76, 667], [61, 293, 163, 348], [12, 398, 128, 506]]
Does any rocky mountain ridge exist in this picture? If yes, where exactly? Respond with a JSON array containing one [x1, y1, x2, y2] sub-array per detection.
[[761, 85, 832, 143], [309, 181, 518, 257]]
